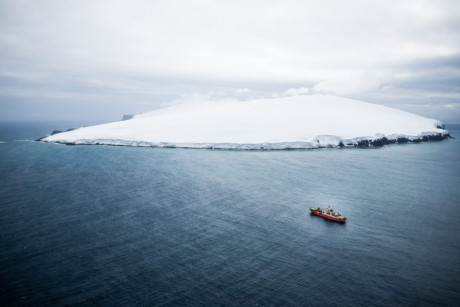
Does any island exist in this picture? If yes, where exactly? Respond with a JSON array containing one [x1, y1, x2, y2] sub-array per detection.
[[40, 94, 450, 149]]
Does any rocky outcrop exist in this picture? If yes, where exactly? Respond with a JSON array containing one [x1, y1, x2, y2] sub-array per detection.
[[35, 128, 75, 141], [122, 114, 134, 121], [353, 133, 451, 148]]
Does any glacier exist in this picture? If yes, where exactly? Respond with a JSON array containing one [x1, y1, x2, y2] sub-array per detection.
[[41, 94, 449, 149]]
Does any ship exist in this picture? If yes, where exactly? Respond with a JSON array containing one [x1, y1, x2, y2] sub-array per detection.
[[309, 206, 346, 223]]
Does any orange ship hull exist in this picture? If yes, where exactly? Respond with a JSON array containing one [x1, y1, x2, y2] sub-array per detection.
[[310, 208, 346, 223]]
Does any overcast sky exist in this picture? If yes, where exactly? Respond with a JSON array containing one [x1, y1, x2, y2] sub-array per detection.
[[1, 0, 459, 122]]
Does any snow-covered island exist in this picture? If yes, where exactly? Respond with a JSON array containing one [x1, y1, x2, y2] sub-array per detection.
[[40, 94, 450, 149]]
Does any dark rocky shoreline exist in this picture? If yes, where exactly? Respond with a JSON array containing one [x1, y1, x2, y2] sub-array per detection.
[[349, 133, 451, 148]]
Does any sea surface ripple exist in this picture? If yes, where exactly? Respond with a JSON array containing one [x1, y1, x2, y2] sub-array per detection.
[[1, 122, 459, 306]]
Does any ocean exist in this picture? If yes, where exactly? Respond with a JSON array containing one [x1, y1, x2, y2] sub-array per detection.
[[1, 121, 459, 306]]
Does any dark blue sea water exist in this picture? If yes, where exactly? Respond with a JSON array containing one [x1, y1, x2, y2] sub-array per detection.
[[1, 122, 460, 306]]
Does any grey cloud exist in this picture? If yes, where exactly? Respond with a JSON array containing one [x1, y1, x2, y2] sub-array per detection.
[[400, 54, 460, 70], [1, 0, 460, 121]]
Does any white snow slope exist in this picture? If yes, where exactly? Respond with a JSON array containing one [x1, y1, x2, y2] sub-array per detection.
[[43, 94, 448, 149]]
